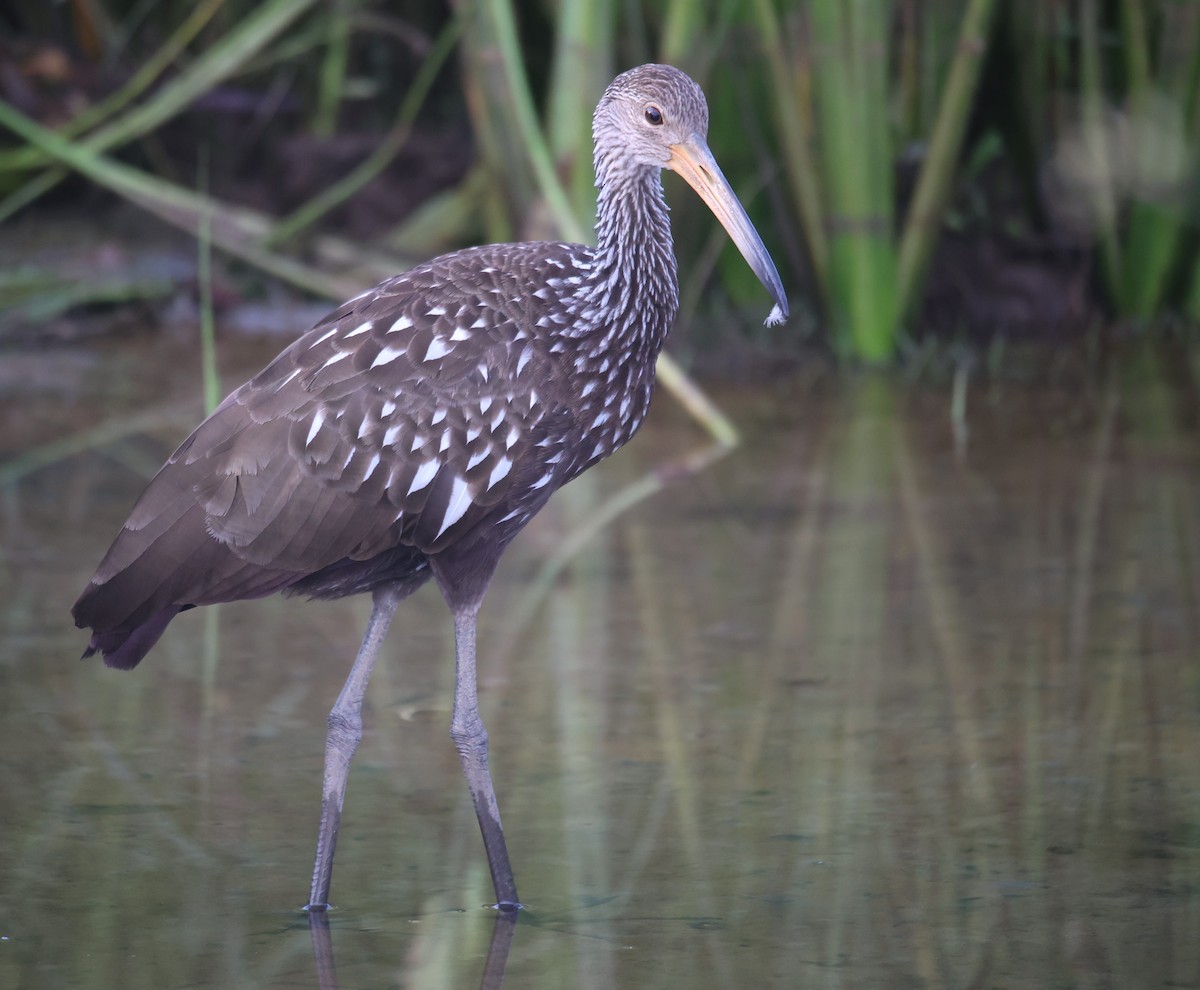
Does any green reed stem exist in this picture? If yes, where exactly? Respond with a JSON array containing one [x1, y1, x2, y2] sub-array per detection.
[[266, 14, 463, 247], [894, 0, 997, 325]]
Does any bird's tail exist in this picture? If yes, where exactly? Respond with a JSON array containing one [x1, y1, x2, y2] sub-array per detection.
[[72, 496, 299, 670], [77, 605, 188, 670]]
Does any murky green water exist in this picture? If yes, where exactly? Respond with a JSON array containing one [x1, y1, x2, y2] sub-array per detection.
[[1, 336, 1198, 988]]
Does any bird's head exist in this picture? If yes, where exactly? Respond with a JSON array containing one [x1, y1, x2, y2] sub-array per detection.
[[594, 63, 710, 171], [594, 64, 789, 326]]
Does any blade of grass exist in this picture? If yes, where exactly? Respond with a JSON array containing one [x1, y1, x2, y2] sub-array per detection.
[[1115, 1, 1199, 318], [894, 0, 997, 325], [811, 0, 896, 360], [1078, 0, 1122, 299], [383, 165, 490, 257], [0, 0, 228, 172], [0, 97, 358, 298], [479, 0, 586, 241], [196, 150, 221, 414], [0, 0, 319, 218], [454, 1, 525, 244], [546, 0, 612, 220], [660, 0, 740, 70], [750, 0, 829, 295], [313, 0, 352, 138], [77, 0, 319, 157], [264, 13, 464, 247]]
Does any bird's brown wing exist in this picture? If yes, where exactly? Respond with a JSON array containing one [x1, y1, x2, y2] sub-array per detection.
[[77, 248, 575, 646], [194, 258, 566, 566]]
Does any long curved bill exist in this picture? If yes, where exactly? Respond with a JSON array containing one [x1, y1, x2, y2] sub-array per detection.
[[668, 136, 789, 326]]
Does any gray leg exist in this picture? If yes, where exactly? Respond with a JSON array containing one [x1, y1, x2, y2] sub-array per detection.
[[450, 603, 520, 911], [305, 587, 402, 911]]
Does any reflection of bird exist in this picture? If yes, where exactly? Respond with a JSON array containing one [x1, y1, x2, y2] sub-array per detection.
[[72, 63, 788, 912]]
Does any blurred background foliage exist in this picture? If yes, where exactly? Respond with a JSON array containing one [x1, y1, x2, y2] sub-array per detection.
[[0, 0, 1198, 362]]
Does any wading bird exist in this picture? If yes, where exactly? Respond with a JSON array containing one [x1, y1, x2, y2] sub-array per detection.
[[73, 63, 787, 912]]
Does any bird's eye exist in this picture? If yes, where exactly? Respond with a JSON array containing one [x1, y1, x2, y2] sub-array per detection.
[[644, 105, 663, 126]]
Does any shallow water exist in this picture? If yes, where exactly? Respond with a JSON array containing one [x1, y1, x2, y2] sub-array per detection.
[[1, 335, 1198, 988]]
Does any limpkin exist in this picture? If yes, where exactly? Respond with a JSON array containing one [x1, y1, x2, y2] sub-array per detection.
[[72, 63, 788, 912]]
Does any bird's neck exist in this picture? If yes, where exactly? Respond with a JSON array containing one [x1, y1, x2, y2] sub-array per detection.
[[577, 161, 680, 360]]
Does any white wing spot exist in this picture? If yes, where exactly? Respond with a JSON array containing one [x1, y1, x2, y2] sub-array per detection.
[[383, 425, 403, 447], [466, 426, 482, 444], [409, 434, 425, 452], [380, 399, 396, 417], [478, 363, 490, 383], [371, 345, 406, 369], [530, 471, 554, 490], [345, 321, 373, 338], [426, 306, 446, 316], [305, 409, 326, 447], [505, 426, 520, 449], [321, 350, 350, 372], [516, 347, 533, 376], [275, 367, 303, 392], [488, 457, 512, 490], [467, 448, 489, 471], [479, 397, 493, 414], [450, 326, 471, 341], [431, 407, 448, 425], [362, 452, 381, 481], [311, 326, 339, 347], [436, 475, 473, 538], [439, 430, 451, 453], [424, 338, 453, 362], [408, 459, 438, 495]]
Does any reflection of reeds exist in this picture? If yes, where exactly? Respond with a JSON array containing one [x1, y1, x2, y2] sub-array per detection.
[[3, 340, 1200, 985]]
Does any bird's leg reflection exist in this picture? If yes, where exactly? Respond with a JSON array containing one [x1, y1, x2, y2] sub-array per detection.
[[480, 908, 519, 989], [306, 908, 519, 990], [307, 911, 338, 990]]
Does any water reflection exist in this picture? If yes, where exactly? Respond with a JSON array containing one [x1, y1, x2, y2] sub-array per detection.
[[1, 336, 1198, 987], [306, 909, 516, 990]]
